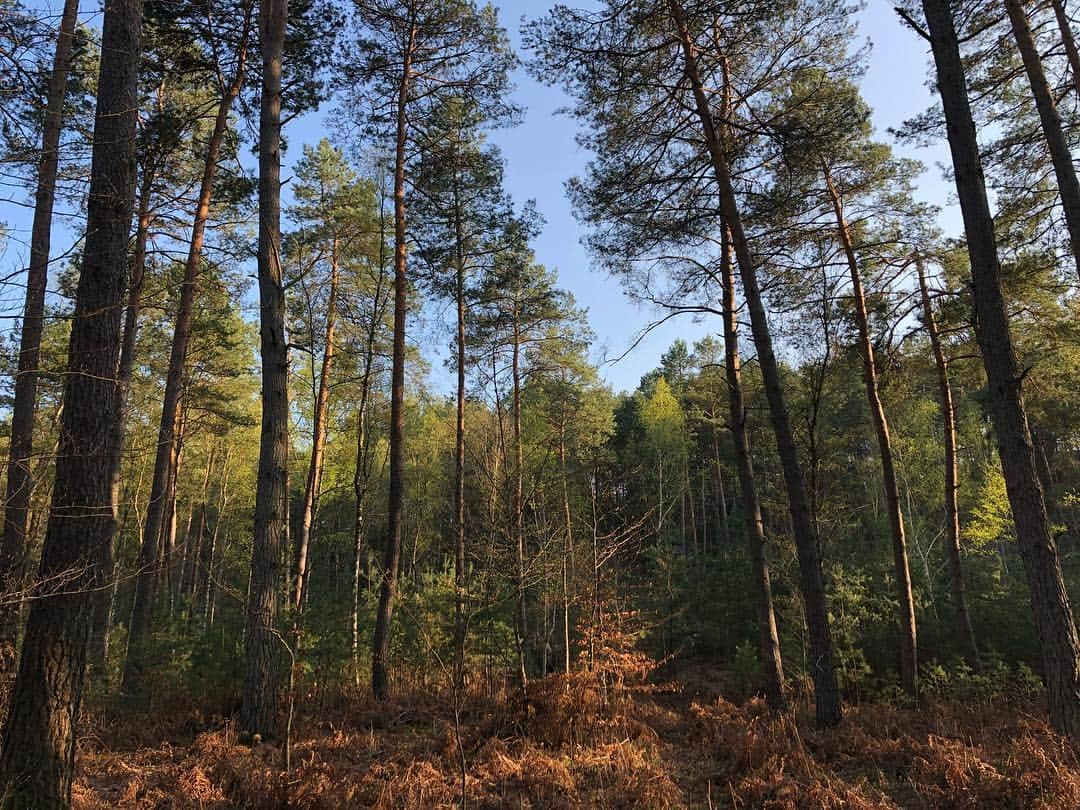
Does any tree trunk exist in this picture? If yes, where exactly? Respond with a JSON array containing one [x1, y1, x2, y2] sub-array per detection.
[[512, 300, 529, 698], [923, 0, 1080, 738], [720, 225, 787, 712], [372, 28, 415, 701], [350, 254, 386, 687], [1051, 0, 1080, 100], [122, 13, 250, 691], [668, 0, 841, 726], [241, 0, 288, 738], [292, 236, 339, 612], [559, 427, 573, 675], [712, 432, 728, 546], [0, 0, 81, 667], [1005, 0, 1080, 276], [88, 169, 154, 676], [0, 0, 142, 800], [916, 256, 980, 671], [824, 166, 919, 700], [453, 186, 468, 692]]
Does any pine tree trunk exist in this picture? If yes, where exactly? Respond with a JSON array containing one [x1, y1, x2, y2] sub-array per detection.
[[1005, 0, 1080, 276], [372, 31, 415, 701], [923, 0, 1080, 739], [512, 303, 529, 698], [0, 0, 81, 668], [0, 0, 142, 800], [87, 170, 154, 676], [712, 432, 728, 545], [720, 225, 787, 712], [123, 16, 250, 691], [824, 166, 919, 700], [453, 188, 468, 692], [293, 237, 339, 612], [559, 427, 574, 675], [1051, 0, 1080, 100], [668, 0, 841, 726], [916, 255, 980, 671], [241, 0, 288, 738]]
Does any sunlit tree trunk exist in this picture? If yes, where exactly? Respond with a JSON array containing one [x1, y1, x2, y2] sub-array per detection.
[[916, 255, 980, 671], [123, 14, 251, 690], [669, 0, 840, 726], [923, 0, 1080, 738], [293, 236, 339, 612], [1004, 0, 1080, 275], [720, 225, 787, 712], [372, 26, 416, 701], [824, 165, 918, 700]]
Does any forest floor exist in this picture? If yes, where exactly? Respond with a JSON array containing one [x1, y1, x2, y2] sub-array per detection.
[[69, 664, 1080, 809]]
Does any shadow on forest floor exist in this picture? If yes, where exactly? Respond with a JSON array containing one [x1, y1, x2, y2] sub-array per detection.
[[67, 662, 1080, 809]]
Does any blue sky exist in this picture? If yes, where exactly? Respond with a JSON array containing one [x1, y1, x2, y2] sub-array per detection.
[[416, 0, 958, 394], [1, 0, 958, 396]]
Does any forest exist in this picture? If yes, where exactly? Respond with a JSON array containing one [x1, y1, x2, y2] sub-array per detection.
[[4, 0, 1080, 806]]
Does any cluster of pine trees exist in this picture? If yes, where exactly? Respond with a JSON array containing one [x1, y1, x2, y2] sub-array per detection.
[[2, 0, 1080, 805]]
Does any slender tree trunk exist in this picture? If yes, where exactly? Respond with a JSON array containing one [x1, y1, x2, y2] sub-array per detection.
[[0, 0, 142, 799], [1051, 0, 1080, 100], [0, 0, 81, 667], [923, 0, 1080, 738], [824, 166, 918, 700], [372, 28, 416, 701], [1005, 0, 1080, 275], [192, 446, 230, 623], [916, 256, 980, 671], [161, 404, 184, 616], [512, 301, 529, 698], [181, 443, 214, 606], [559, 427, 573, 675], [712, 432, 728, 546], [241, 0, 288, 738], [292, 236, 339, 612], [720, 225, 787, 711], [453, 188, 468, 692], [123, 18, 250, 690], [668, 0, 840, 726], [351, 275, 385, 687]]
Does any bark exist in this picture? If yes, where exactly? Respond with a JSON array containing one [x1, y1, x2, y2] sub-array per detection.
[[559, 428, 573, 675], [512, 298, 529, 697], [351, 221, 387, 685], [181, 444, 215, 607], [720, 225, 787, 712], [0, 0, 142, 800], [1005, 0, 1080, 276], [88, 169, 154, 675], [824, 166, 919, 700], [453, 184, 468, 691], [916, 256, 980, 671], [668, 0, 841, 726], [711, 432, 728, 545], [372, 25, 415, 701], [923, 0, 1080, 738], [241, 0, 288, 738], [292, 236, 339, 612], [123, 10, 250, 691], [0, 0, 81, 665], [1051, 0, 1080, 100]]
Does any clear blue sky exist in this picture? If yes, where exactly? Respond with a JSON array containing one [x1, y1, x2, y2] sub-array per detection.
[[442, 0, 957, 394], [1, 0, 957, 396]]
